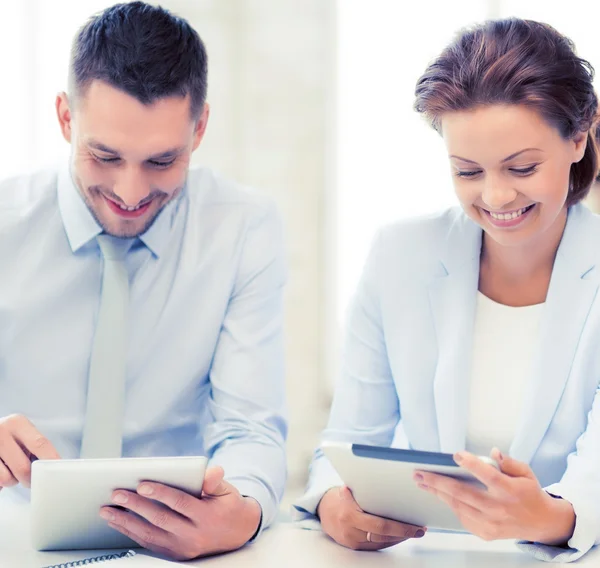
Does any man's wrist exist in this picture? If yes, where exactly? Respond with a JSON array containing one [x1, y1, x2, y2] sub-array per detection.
[[241, 495, 262, 542]]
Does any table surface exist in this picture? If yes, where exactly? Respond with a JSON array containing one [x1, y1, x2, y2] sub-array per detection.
[[1, 502, 598, 568]]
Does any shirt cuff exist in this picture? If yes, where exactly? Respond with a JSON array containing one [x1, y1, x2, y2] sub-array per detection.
[[291, 456, 344, 527], [515, 483, 598, 563], [226, 477, 273, 542]]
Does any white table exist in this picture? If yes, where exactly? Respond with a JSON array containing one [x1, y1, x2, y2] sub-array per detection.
[[1, 502, 599, 567]]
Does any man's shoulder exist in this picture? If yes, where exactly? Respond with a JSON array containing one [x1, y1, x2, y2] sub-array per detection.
[[0, 168, 59, 215], [185, 167, 278, 223]]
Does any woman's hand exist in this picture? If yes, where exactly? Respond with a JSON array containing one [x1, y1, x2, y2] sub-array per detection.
[[317, 485, 426, 550], [414, 448, 575, 546]]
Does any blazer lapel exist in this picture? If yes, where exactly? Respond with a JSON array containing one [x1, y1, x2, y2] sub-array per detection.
[[428, 211, 482, 453], [510, 205, 599, 463]]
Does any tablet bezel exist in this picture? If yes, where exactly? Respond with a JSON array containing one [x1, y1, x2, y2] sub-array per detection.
[[31, 456, 207, 551], [322, 441, 497, 532]]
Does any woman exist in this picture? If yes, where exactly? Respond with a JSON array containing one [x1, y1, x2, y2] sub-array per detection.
[[294, 18, 600, 563]]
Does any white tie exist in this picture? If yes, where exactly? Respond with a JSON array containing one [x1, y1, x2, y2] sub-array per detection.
[[80, 235, 133, 459]]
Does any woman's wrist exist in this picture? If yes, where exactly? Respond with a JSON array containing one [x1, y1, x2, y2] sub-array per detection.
[[530, 493, 575, 546]]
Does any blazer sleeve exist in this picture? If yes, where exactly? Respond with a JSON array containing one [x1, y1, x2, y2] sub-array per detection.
[[516, 383, 600, 562], [292, 229, 401, 520]]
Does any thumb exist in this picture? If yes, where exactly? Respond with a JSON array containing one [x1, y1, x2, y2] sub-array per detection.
[[340, 485, 362, 510], [201, 466, 230, 497], [491, 448, 535, 479]]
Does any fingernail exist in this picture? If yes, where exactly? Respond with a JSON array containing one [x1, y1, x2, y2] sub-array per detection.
[[454, 452, 465, 464], [100, 509, 115, 521], [414, 473, 424, 482], [418, 483, 429, 490], [138, 484, 153, 496], [497, 451, 504, 462], [415, 529, 425, 538], [112, 493, 128, 504]]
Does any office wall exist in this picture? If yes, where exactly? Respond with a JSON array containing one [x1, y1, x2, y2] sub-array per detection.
[[168, 0, 336, 497]]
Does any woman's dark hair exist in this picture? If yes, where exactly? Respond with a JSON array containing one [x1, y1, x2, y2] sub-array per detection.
[[414, 18, 599, 205], [69, 1, 208, 118]]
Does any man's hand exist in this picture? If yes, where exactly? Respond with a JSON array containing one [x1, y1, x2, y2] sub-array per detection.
[[414, 448, 576, 545], [99, 466, 262, 561], [0, 414, 61, 490], [317, 485, 426, 551]]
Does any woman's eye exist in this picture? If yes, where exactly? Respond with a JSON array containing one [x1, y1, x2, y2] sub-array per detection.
[[455, 170, 482, 178], [510, 165, 538, 175]]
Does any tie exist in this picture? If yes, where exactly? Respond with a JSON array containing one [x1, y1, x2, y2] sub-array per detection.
[[80, 235, 134, 459]]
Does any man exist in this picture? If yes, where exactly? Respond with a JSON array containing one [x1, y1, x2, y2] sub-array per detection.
[[0, 1, 287, 560]]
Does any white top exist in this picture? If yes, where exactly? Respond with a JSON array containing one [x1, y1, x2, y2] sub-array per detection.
[[466, 292, 545, 457]]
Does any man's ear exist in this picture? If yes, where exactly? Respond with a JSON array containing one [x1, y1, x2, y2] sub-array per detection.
[[56, 92, 73, 144], [192, 103, 210, 152]]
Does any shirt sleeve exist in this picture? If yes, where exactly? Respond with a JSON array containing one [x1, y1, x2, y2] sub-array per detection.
[[516, 383, 600, 562], [203, 200, 288, 539], [292, 229, 401, 522]]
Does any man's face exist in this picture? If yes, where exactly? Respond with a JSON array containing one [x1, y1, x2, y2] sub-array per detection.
[[56, 80, 208, 237]]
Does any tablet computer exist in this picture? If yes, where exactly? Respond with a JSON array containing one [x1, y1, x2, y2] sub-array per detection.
[[322, 441, 498, 532], [31, 456, 207, 551]]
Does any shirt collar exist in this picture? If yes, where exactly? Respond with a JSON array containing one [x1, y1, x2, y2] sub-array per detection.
[[138, 188, 185, 259], [57, 163, 185, 258], [57, 164, 102, 253]]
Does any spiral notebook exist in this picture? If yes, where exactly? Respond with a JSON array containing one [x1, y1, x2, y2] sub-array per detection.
[[41, 550, 177, 567]]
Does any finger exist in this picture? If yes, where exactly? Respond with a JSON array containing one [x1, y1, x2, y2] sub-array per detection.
[[0, 436, 35, 487], [339, 485, 363, 512], [100, 507, 174, 551], [453, 452, 512, 494], [425, 483, 487, 524], [353, 509, 426, 540], [0, 458, 18, 488], [490, 448, 536, 480], [200, 466, 229, 497], [13, 420, 60, 461], [136, 482, 202, 520], [339, 531, 408, 552], [109, 490, 191, 534], [415, 472, 490, 512], [349, 526, 413, 545]]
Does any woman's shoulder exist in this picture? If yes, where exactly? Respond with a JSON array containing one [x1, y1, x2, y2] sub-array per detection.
[[358, 206, 479, 288]]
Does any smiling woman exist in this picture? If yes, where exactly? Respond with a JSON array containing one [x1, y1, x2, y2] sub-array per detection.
[[296, 17, 600, 564]]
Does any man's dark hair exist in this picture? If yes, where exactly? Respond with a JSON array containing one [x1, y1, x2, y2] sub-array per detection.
[[68, 1, 208, 118]]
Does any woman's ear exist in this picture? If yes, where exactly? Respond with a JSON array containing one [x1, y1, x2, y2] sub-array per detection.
[[572, 131, 588, 164]]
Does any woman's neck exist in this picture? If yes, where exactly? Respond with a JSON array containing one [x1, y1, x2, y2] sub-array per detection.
[[478, 209, 567, 306]]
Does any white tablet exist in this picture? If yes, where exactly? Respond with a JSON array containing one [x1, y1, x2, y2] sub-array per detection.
[[31, 456, 207, 551], [322, 441, 498, 532]]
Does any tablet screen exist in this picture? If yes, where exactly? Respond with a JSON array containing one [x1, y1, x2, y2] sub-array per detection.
[[352, 444, 459, 467]]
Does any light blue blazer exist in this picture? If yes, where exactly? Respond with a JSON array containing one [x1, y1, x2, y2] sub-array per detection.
[[295, 203, 600, 562]]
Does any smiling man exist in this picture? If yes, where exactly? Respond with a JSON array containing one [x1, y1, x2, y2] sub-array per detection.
[[0, 1, 287, 560]]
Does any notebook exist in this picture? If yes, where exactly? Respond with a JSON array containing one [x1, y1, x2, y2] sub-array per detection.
[[41, 550, 178, 566]]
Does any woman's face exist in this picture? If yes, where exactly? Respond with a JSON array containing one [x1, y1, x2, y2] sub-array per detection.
[[441, 104, 587, 250]]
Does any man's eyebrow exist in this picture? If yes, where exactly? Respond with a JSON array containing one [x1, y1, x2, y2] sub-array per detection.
[[88, 140, 119, 154], [86, 141, 187, 160], [147, 147, 187, 160]]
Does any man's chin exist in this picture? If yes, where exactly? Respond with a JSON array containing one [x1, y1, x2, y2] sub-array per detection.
[[95, 212, 157, 238]]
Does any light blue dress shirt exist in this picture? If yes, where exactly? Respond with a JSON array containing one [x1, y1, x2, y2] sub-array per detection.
[[294, 204, 600, 562], [0, 165, 287, 531]]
